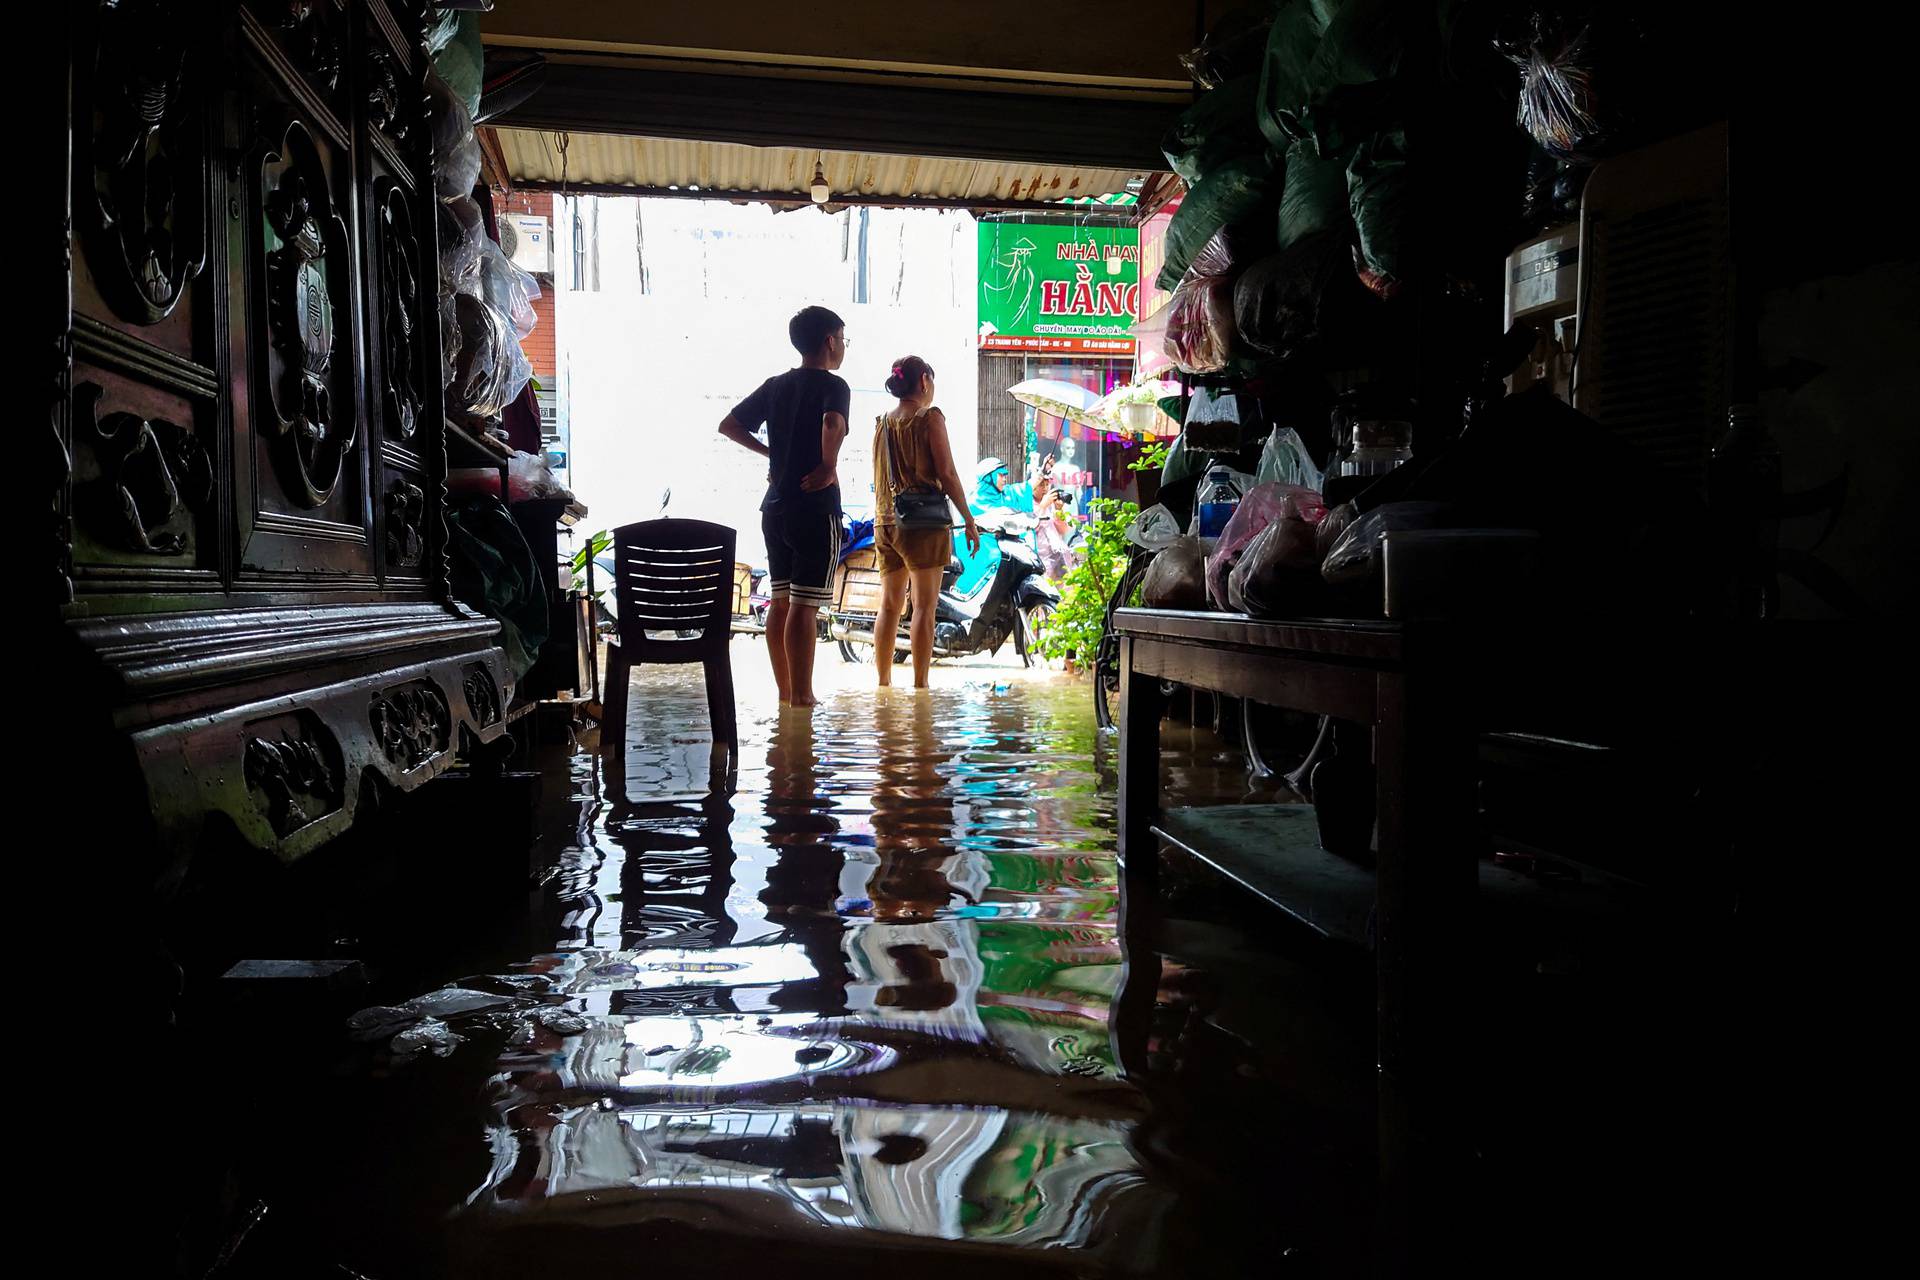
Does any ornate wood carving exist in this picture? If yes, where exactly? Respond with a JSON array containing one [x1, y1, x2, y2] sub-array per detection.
[[75, 381, 212, 555], [261, 120, 355, 507], [377, 183, 423, 441], [385, 477, 425, 566], [370, 679, 451, 769], [77, 0, 209, 326], [462, 662, 503, 728], [268, 0, 344, 100], [365, 43, 409, 145], [244, 711, 343, 836]]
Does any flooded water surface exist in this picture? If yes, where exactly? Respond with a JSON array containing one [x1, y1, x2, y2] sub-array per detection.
[[227, 649, 1376, 1277]]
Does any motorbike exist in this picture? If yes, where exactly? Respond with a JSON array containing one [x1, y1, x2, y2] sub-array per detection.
[[832, 509, 1059, 667]]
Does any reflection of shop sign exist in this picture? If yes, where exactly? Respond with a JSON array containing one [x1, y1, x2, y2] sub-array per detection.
[[978, 222, 1138, 354]]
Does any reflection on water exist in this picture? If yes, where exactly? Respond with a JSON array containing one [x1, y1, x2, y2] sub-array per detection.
[[306, 663, 1360, 1276], [469, 680, 1151, 1258]]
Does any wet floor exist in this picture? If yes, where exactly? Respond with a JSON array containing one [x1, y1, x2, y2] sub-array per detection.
[[198, 643, 1378, 1278]]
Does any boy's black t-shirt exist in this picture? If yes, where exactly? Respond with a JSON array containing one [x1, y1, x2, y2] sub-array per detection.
[[731, 368, 851, 513]]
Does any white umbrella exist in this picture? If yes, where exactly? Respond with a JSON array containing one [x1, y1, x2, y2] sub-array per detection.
[[1006, 378, 1107, 430]]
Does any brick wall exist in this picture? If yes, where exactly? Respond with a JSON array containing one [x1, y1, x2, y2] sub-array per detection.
[[492, 189, 557, 383]]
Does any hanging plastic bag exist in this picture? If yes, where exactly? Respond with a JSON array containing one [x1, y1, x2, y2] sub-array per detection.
[[428, 76, 481, 203], [478, 240, 539, 339], [438, 195, 487, 289], [1125, 503, 1182, 552], [448, 291, 509, 421], [1233, 231, 1369, 361], [1278, 137, 1351, 250], [1155, 153, 1278, 291], [1161, 77, 1263, 184], [1256, 426, 1324, 490], [1141, 535, 1211, 610], [1347, 128, 1411, 299], [1503, 16, 1609, 158], [1181, 7, 1278, 88], [1320, 501, 1460, 585]]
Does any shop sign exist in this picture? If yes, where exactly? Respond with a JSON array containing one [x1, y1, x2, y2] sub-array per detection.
[[978, 222, 1138, 354], [1136, 191, 1181, 322]]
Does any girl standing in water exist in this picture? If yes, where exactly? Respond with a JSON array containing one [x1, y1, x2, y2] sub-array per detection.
[[871, 357, 978, 689]]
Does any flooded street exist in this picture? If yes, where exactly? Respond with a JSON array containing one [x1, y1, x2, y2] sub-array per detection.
[[206, 643, 1376, 1277]]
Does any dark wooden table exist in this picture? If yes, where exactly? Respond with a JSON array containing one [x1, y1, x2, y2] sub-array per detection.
[[1113, 608, 1484, 1266]]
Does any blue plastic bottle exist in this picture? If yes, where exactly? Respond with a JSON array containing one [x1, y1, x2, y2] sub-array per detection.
[[1196, 465, 1241, 539]]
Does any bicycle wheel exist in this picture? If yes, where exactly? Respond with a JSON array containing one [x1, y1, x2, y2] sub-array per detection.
[[838, 639, 862, 663], [1092, 553, 1151, 731]]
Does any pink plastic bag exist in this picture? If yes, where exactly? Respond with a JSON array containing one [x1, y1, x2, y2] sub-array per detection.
[[1206, 482, 1327, 609]]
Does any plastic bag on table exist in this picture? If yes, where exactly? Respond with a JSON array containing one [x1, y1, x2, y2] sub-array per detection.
[[1321, 501, 1459, 585], [506, 450, 568, 503], [1125, 503, 1182, 552], [1141, 535, 1211, 611], [1229, 517, 1324, 614], [428, 76, 481, 203], [1206, 481, 1325, 608], [1316, 500, 1357, 562], [1256, 426, 1324, 490]]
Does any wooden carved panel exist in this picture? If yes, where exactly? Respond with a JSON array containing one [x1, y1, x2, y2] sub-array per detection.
[[384, 476, 425, 568], [72, 0, 211, 361], [253, 0, 347, 110], [260, 119, 356, 509], [369, 678, 451, 771], [375, 181, 423, 443], [73, 380, 212, 558], [243, 708, 344, 837]]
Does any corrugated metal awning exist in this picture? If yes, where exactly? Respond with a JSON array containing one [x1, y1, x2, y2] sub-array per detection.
[[493, 128, 1150, 211]]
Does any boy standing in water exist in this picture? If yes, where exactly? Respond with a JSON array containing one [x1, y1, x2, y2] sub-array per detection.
[[718, 306, 850, 707]]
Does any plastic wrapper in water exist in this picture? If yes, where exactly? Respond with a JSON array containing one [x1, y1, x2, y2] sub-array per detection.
[[390, 1018, 462, 1060], [1207, 482, 1326, 609], [1141, 535, 1212, 611], [1320, 501, 1460, 585], [1125, 503, 1182, 552]]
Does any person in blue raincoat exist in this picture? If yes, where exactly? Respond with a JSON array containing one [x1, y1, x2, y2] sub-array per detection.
[[971, 455, 1053, 517]]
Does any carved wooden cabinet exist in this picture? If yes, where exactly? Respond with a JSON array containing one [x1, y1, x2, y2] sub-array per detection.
[[55, 1, 509, 872]]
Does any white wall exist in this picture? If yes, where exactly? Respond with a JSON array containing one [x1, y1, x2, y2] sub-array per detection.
[[558, 198, 979, 565]]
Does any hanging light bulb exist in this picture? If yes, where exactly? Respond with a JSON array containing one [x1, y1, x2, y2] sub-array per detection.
[[809, 158, 830, 204]]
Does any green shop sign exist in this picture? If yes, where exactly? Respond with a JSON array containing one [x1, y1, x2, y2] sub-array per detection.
[[978, 221, 1139, 355]]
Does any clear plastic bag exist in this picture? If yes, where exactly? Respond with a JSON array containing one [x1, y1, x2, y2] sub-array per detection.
[[429, 75, 481, 203], [448, 291, 509, 421], [1505, 18, 1608, 158], [1320, 501, 1459, 585], [1141, 535, 1212, 610], [1229, 517, 1322, 615], [438, 195, 487, 289], [1256, 426, 1324, 490], [1207, 481, 1325, 609], [479, 240, 539, 339], [507, 450, 568, 503], [1125, 503, 1182, 551]]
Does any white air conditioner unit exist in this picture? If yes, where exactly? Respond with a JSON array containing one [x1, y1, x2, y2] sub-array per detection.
[[506, 214, 551, 275]]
